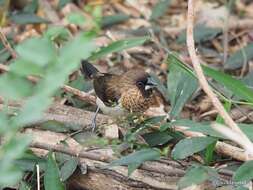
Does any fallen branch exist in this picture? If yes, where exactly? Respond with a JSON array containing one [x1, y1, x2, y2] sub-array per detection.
[[186, 0, 253, 156], [1, 102, 251, 162]]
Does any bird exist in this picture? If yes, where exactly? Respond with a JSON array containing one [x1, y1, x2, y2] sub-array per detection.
[[81, 60, 158, 131]]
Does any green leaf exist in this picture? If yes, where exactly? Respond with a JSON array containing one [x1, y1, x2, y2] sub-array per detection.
[[10, 59, 44, 76], [44, 153, 64, 190], [142, 132, 172, 147], [233, 160, 253, 183], [233, 160, 253, 184], [44, 26, 70, 42], [172, 137, 217, 159], [60, 158, 78, 181], [67, 12, 86, 26], [225, 43, 253, 70], [0, 135, 32, 187], [202, 65, 253, 104], [178, 165, 218, 189], [16, 37, 56, 67], [101, 13, 129, 28], [171, 119, 225, 139], [10, 13, 49, 24], [59, 32, 96, 66], [150, 0, 171, 20], [204, 141, 217, 165], [12, 95, 52, 126], [15, 150, 46, 172], [167, 55, 198, 118], [108, 148, 160, 172], [215, 100, 231, 124], [0, 73, 34, 100], [177, 25, 221, 44], [89, 36, 149, 60]]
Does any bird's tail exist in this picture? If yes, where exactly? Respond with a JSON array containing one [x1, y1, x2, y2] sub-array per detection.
[[81, 60, 101, 79]]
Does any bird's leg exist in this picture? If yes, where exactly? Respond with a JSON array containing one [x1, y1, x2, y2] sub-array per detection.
[[91, 106, 100, 132]]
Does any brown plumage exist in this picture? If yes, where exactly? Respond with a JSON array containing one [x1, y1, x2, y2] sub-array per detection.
[[81, 60, 157, 115]]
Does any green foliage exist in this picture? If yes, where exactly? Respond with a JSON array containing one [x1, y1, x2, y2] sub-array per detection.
[[101, 13, 130, 28], [203, 65, 253, 104], [142, 131, 173, 147], [172, 137, 217, 159], [167, 54, 198, 118], [233, 160, 253, 183], [107, 148, 160, 176], [67, 12, 86, 26], [44, 153, 64, 190], [178, 164, 218, 189], [10, 13, 49, 25], [0, 28, 95, 188], [60, 158, 78, 181], [150, 0, 171, 20], [177, 25, 221, 44], [225, 43, 253, 70], [89, 36, 149, 60]]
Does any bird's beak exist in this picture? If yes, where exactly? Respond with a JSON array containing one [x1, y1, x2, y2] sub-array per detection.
[[145, 77, 157, 90]]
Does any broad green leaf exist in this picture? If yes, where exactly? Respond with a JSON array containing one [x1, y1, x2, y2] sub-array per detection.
[[225, 43, 253, 70], [0, 167, 22, 187], [10, 59, 44, 76], [12, 95, 52, 126], [0, 135, 31, 187], [10, 13, 49, 24], [150, 0, 171, 20], [101, 13, 129, 28], [172, 137, 217, 159], [44, 26, 70, 42], [233, 160, 253, 183], [108, 148, 160, 168], [203, 65, 253, 104], [60, 158, 78, 181], [142, 132, 172, 147], [178, 165, 218, 189], [171, 119, 225, 138], [44, 153, 64, 190], [0, 73, 34, 100], [16, 37, 56, 67], [89, 36, 149, 60], [177, 25, 221, 44], [67, 12, 86, 26], [167, 55, 198, 118], [59, 32, 96, 67], [15, 150, 46, 172]]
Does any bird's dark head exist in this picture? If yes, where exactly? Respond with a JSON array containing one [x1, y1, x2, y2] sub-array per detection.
[[135, 73, 157, 97]]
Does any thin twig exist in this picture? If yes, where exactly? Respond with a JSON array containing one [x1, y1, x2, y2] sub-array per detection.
[[36, 164, 40, 190], [0, 29, 17, 59], [186, 0, 253, 156], [0, 63, 96, 105]]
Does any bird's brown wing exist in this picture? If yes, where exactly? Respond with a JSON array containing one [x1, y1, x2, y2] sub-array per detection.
[[93, 73, 122, 106]]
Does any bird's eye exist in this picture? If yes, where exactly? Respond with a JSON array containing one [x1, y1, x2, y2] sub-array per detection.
[[137, 81, 144, 87]]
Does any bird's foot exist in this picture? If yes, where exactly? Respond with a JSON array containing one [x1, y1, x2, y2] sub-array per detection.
[[91, 118, 97, 132], [91, 106, 100, 132]]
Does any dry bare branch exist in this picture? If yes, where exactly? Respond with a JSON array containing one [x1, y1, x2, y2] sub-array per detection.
[[186, 0, 253, 156]]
